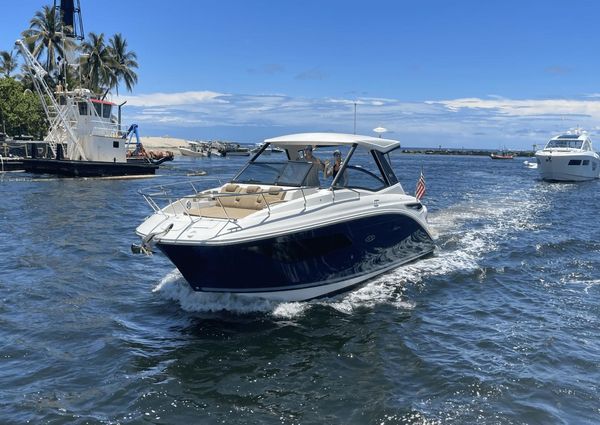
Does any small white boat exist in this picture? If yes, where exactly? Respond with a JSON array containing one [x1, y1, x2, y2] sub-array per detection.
[[535, 130, 600, 181], [209, 141, 226, 157], [251, 142, 284, 154], [179, 141, 211, 157], [226, 145, 251, 156]]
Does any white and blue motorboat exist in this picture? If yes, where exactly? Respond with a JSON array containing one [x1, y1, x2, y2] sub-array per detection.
[[134, 132, 435, 301]]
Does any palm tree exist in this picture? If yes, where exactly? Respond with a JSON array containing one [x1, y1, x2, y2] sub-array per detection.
[[0, 50, 18, 77], [79, 32, 112, 94], [79, 32, 139, 98], [22, 5, 75, 73], [106, 33, 138, 96]]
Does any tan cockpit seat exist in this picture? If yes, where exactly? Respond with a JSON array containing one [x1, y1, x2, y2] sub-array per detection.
[[186, 185, 287, 219], [217, 184, 242, 207]]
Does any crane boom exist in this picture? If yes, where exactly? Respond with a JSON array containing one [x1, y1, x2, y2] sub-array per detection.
[[15, 39, 87, 161]]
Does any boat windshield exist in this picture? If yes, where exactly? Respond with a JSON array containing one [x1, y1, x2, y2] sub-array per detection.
[[232, 143, 398, 190], [232, 161, 313, 186], [546, 139, 583, 149]]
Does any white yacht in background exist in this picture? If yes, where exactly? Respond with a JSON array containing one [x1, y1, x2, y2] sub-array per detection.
[[133, 132, 435, 301], [535, 130, 600, 181]]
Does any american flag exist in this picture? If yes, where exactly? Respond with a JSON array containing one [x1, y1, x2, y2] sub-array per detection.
[[415, 168, 426, 201]]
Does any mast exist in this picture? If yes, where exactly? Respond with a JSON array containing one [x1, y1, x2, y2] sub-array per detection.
[[54, 0, 85, 91], [54, 0, 84, 41]]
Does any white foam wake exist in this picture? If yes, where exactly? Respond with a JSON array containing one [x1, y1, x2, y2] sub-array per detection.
[[153, 270, 309, 318], [152, 185, 549, 317], [326, 185, 549, 312]]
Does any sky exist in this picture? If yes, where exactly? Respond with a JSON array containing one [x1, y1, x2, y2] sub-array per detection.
[[2, 0, 600, 149]]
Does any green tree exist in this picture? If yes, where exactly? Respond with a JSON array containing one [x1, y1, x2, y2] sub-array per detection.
[[105, 33, 138, 96], [0, 78, 47, 138], [79, 32, 111, 94], [22, 4, 75, 74], [79, 32, 139, 97], [0, 50, 18, 77]]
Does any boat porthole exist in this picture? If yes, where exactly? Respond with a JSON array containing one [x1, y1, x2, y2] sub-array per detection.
[[186, 200, 191, 209], [365, 234, 376, 243]]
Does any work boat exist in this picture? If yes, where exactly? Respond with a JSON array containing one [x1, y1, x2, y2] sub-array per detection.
[[15, 39, 158, 177], [535, 130, 600, 181], [134, 133, 436, 301]]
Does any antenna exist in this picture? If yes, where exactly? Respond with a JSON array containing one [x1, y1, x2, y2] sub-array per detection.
[[353, 101, 357, 134]]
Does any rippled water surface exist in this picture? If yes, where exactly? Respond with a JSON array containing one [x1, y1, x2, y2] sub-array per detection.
[[1, 154, 599, 424]]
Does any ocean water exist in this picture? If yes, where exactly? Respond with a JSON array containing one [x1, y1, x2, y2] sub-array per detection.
[[1, 154, 599, 424]]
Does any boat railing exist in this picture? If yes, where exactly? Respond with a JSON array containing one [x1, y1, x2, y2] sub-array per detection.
[[139, 178, 224, 211], [138, 178, 312, 222], [89, 120, 126, 138]]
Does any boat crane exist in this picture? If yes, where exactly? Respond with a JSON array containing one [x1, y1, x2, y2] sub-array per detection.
[[124, 123, 143, 155], [15, 39, 87, 161]]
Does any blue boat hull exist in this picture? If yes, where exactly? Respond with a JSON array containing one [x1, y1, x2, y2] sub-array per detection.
[[158, 213, 435, 299]]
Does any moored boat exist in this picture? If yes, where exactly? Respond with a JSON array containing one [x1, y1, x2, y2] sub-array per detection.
[[179, 141, 211, 157], [223, 142, 251, 156], [251, 142, 284, 154], [133, 132, 435, 301], [15, 40, 158, 177]]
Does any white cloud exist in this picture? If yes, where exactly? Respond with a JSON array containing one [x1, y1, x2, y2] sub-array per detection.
[[113, 90, 229, 107], [117, 90, 600, 148], [428, 97, 600, 119]]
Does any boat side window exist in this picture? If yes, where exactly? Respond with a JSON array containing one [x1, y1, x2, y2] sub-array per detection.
[[568, 159, 582, 166], [372, 150, 399, 186], [339, 166, 386, 191], [93, 102, 102, 117], [103, 104, 112, 119], [583, 160, 590, 166], [334, 147, 388, 192], [78, 102, 88, 116]]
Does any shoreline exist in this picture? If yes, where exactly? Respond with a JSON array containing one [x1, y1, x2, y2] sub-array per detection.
[[139, 136, 190, 152], [401, 148, 535, 157]]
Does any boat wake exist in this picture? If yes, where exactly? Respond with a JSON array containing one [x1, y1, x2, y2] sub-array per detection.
[[325, 185, 548, 310], [153, 270, 310, 318], [153, 185, 548, 318]]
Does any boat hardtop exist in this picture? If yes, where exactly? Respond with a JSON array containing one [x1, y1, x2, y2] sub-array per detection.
[[265, 132, 401, 152]]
